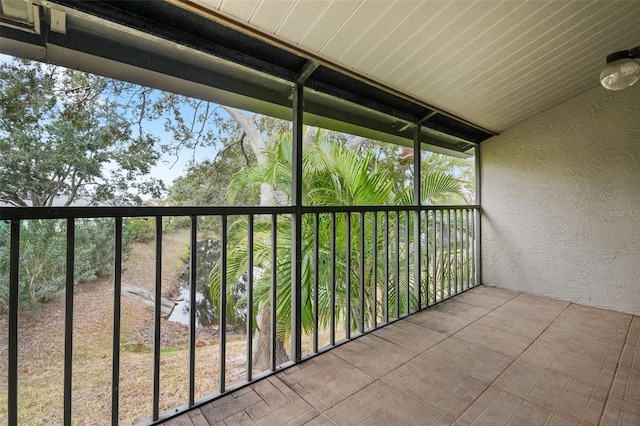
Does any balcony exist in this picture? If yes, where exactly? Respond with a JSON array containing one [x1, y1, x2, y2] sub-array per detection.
[[162, 286, 638, 425], [2, 1, 639, 425], [1, 204, 481, 424]]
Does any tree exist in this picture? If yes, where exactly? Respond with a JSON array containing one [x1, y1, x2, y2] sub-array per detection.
[[0, 58, 166, 309], [166, 128, 258, 208], [366, 141, 476, 205], [0, 59, 163, 206], [210, 130, 465, 368]]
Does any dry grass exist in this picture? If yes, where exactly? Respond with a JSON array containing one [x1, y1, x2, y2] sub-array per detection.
[[0, 229, 251, 425]]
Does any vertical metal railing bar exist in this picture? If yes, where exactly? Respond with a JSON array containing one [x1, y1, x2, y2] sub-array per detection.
[[359, 212, 365, 334], [413, 210, 421, 311], [423, 210, 430, 307], [470, 209, 474, 289], [447, 209, 452, 298], [152, 217, 162, 421], [345, 212, 351, 339], [246, 214, 254, 382], [394, 212, 400, 319], [64, 219, 75, 426], [188, 216, 197, 407], [270, 214, 277, 372], [453, 210, 459, 296], [432, 210, 437, 303], [475, 146, 482, 288], [405, 212, 410, 315], [111, 217, 123, 426], [8, 220, 19, 426], [475, 208, 481, 287], [372, 212, 378, 328], [466, 209, 471, 290], [461, 209, 465, 292], [471, 208, 477, 287], [220, 215, 228, 393], [463, 209, 468, 291], [463, 209, 468, 290], [313, 213, 319, 353], [466, 209, 471, 291], [330, 212, 336, 346], [443, 209, 447, 298], [384, 211, 389, 324], [439, 210, 444, 302], [471, 209, 481, 286], [463, 209, 467, 290]]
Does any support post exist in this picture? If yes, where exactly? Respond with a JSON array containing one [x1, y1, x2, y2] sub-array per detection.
[[413, 124, 422, 309], [8, 220, 20, 426], [291, 83, 303, 363], [474, 145, 482, 286]]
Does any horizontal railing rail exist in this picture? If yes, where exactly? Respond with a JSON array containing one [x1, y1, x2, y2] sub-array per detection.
[[1, 204, 479, 425], [0, 204, 479, 220]]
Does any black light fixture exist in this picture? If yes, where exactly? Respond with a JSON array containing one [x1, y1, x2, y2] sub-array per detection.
[[600, 45, 640, 90]]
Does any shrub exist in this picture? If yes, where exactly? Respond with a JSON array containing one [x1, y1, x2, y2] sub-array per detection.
[[124, 217, 156, 242], [0, 218, 132, 311]]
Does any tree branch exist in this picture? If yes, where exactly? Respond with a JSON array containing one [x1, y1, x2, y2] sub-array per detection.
[[0, 190, 28, 207]]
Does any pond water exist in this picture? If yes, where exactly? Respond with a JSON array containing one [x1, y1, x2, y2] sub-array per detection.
[[168, 239, 248, 328]]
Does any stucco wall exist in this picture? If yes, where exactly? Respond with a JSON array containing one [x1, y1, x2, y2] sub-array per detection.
[[480, 84, 640, 315]]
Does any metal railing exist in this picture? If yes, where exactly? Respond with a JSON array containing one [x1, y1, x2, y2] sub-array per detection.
[[0, 204, 479, 425]]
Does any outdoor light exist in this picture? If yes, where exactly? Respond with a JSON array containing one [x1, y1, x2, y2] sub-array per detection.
[[600, 45, 640, 91]]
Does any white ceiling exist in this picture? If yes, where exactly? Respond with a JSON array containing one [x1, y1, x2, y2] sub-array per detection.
[[176, 0, 640, 133]]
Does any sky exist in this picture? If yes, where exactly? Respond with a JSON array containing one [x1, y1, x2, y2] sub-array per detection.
[[0, 53, 223, 188], [144, 117, 218, 186]]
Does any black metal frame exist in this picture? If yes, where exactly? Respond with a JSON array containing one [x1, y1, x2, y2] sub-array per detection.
[[0, 3, 486, 423], [1, 1, 495, 153], [2, 203, 480, 425]]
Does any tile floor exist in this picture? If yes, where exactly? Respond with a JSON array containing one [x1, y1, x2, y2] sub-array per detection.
[[160, 286, 639, 425]]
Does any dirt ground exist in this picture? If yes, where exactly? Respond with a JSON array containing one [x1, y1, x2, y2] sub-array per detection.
[[0, 228, 249, 425]]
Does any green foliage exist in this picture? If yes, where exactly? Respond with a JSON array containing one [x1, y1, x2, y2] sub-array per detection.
[[0, 58, 164, 206], [0, 219, 132, 311], [124, 217, 155, 242], [211, 131, 466, 338], [167, 136, 258, 205], [365, 141, 475, 204]]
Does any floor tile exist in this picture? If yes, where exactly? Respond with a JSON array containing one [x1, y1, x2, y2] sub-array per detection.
[[200, 389, 263, 424], [327, 381, 425, 425], [422, 336, 516, 383], [453, 291, 509, 310], [493, 359, 609, 425], [405, 308, 471, 336], [454, 322, 533, 358], [393, 360, 489, 419], [157, 287, 638, 426], [279, 352, 375, 408], [331, 333, 414, 378], [457, 386, 577, 426], [431, 299, 491, 322], [253, 398, 312, 426], [372, 319, 446, 353], [466, 285, 519, 302]]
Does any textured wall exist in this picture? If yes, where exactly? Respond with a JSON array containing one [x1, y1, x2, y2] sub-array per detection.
[[481, 84, 640, 315]]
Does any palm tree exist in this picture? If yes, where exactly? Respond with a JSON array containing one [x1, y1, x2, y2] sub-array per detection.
[[210, 129, 465, 368]]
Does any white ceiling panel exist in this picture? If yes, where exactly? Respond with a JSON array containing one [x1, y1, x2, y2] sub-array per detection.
[[218, 0, 260, 22], [338, 1, 416, 68], [298, 0, 361, 52], [249, 0, 294, 31], [359, 1, 448, 75], [175, 0, 640, 133], [275, 1, 328, 44], [319, 1, 389, 60]]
